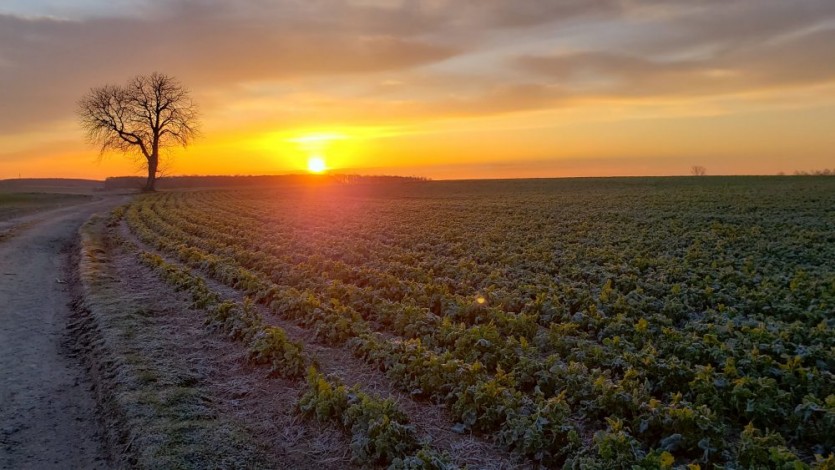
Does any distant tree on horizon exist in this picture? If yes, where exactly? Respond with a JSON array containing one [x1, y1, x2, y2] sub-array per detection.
[[78, 72, 199, 192], [794, 168, 834, 176], [690, 165, 707, 176]]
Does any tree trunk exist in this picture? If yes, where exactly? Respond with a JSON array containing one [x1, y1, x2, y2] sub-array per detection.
[[143, 156, 158, 192]]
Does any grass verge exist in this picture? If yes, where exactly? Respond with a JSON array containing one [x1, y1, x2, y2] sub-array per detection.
[[71, 214, 270, 469]]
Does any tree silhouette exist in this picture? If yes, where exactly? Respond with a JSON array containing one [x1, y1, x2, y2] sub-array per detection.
[[690, 165, 707, 176], [78, 72, 198, 192]]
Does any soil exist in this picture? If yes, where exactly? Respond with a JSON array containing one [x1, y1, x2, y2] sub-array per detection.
[[0, 197, 125, 469]]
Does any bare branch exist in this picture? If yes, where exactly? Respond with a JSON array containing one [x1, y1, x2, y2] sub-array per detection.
[[78, 72, 200, 191]]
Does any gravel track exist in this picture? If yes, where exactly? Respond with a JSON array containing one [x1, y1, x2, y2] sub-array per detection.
[[0, 197, 124, 469]]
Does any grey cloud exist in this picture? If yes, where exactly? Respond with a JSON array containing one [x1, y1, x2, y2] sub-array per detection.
[[594, 0, 835, 62], [515, 24, 835, 99], [435, 0, 624, 29], [0, 3, 458, 134]]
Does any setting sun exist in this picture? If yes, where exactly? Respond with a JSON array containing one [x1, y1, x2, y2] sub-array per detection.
[[307, 156, 327, 173]]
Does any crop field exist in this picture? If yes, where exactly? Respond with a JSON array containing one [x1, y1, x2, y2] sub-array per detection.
[[0, 192, 90, 222], [119, 177, 834, 468]]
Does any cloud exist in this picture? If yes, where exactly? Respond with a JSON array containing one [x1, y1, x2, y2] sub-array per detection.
[[1, 0, 834, 140], [515, 26, 835, 100], [423, 0, 624, 29], [633, 0, 835, 55], [381, 83, 569, 120], [0, 3, 458, 134]]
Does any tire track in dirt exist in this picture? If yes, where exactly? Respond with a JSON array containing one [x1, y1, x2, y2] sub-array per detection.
[[0, 197, 124, 469]]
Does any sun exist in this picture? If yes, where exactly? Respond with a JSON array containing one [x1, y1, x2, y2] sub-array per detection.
[[307, 156, 327, 173]]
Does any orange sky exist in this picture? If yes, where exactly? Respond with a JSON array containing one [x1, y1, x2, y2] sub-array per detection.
[[1, 1, 834, 180]]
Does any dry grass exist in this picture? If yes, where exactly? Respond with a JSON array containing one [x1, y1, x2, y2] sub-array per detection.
[[71, 215, 273, 468]]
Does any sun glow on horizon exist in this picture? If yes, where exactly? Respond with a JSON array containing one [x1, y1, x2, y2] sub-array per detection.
[[307, 156, 327, 173], [289, 132, 348, 144], [290, 132, 343, 174]]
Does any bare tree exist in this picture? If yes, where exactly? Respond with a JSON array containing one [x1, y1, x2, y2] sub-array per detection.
[[690, 165, 707, 176], [79, 72, 198, 192]]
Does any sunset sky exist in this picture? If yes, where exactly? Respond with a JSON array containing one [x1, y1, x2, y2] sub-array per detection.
[[1, 0, 834, 180]]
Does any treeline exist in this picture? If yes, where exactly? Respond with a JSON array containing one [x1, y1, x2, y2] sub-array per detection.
[[790, 168, 835, 176], [103, 174, 430, 190]]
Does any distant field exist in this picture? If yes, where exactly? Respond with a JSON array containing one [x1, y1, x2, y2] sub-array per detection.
[[0, 178, 103, 194], [119, 177, 834, 468], [0, 192, 91, 222]]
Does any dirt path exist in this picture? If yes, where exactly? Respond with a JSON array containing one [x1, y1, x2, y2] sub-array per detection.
[[0, 197, 126, 469]]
